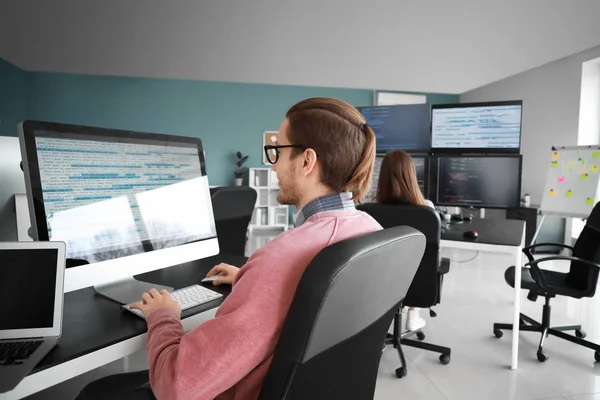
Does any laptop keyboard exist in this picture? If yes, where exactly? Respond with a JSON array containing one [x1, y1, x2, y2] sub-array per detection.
[[0, 341, 43, 366]]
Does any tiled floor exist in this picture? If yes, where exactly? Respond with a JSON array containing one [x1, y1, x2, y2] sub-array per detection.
[[374, 248, 600, 400], [24, 248, 600, 399]]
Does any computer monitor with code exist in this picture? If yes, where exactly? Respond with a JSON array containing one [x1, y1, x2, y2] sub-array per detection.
[[431, 101, 522, 153], [358, 104, 431, 153], [19, 121, 219, 303], [434, 155, 521, 209]]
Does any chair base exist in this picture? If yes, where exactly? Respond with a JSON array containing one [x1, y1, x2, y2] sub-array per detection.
[[493, 297, 600, 362], [384, 309, 451, 378]]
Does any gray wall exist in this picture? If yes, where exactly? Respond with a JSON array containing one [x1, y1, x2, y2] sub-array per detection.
[[461, 45, 600, 206]]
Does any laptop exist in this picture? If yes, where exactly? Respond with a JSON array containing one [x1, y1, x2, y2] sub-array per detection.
[[0, 241, 66, 393]]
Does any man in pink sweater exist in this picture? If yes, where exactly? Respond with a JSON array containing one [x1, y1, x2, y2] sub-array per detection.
[[77, 98, 381, 400]]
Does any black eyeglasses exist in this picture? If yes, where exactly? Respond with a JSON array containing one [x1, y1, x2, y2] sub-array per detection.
[[264, 144, 308, 164]]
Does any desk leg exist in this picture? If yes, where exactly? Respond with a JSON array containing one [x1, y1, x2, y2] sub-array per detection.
[[511, 249, 523, 370]]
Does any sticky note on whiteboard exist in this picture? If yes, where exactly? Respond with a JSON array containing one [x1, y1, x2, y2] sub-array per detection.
[[549, 189, 556, 196], [551, 161, 558, 167], [586, 197, 594, 205], [566, 190, 573, 197], [591, 165, 598, 172], [552, 152, 559, 159], [558, 176, 565, 183], [581, 174, 589, 180], [593, 152, 600, 159]]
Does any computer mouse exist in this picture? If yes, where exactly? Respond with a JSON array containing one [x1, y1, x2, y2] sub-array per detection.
[[463, 230, 478, 239]]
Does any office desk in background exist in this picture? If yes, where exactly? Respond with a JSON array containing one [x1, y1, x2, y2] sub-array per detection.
[[0, 254, 245, 400], [441, 218, 526, 370]]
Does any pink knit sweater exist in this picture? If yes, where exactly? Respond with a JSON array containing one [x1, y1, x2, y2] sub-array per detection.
[[145, 209, 382, 399]]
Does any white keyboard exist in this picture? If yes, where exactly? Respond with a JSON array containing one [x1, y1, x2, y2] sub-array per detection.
[[123, 284, 223, 319]]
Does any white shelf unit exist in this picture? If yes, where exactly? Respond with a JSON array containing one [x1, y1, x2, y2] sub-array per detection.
[[248, 168, 289, 234]]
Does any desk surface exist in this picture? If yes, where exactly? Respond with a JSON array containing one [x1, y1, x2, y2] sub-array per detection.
[[441, 218, 525, 247], [32, 253, 245, 374]]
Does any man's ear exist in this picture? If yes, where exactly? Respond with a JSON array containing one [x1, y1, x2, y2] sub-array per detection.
[[301, 149, 319, 177]]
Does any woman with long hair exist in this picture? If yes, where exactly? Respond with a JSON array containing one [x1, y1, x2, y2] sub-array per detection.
[[377, 150, 433, 331]]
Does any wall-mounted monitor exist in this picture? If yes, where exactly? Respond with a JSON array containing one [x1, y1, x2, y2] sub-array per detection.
[[431, 101, 522, 153], [358, 104, 431, 153], [431, 155, 522, 209]]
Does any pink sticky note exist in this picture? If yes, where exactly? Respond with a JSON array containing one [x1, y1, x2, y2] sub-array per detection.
[[558, 176, 565, 183]]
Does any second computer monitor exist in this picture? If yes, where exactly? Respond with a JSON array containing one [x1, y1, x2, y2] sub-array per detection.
[[433, 155, 521, 209], [358, 104, 431, 153]]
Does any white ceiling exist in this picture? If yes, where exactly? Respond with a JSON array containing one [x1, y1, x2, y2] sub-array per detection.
[[3, 0, 600, 94]]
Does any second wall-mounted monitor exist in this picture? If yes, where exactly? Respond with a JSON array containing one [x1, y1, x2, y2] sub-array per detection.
[[431, 155, 522, 209], [357, 104, 431, 153], [431, 101, 522, 153]]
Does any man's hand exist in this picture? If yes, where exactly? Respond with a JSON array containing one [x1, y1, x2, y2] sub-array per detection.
[[205, 263, 240, 286], [130, 288, 181, 319]]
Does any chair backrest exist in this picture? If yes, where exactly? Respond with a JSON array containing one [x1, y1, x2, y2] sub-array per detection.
[[258, 226, 425, 400], [209, 186, 257, 256], [568, 202, 600, 296], [357, 203, 441, 308]]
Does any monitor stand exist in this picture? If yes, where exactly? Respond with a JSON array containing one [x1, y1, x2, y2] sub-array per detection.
[[94, 276, 174, 305]]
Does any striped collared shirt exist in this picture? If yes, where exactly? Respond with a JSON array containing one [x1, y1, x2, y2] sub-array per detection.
[[294, 192, 355, 227]]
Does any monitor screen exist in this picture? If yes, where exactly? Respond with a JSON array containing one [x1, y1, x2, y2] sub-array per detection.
[[23, 126, 216, 264], [358, 104, 431, 152], [0, 249, 57, 330], [431, 101, 522, 151], [435, 156, 521, 209]]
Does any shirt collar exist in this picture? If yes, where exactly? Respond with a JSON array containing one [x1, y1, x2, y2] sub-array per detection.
[[294, 192, 355, 227]]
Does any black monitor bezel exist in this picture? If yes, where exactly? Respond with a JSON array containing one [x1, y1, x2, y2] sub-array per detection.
[[19, 120, 211, 245], [357, 104, 432, 154], [430, 100, 523, 154], [430, 153, 522, 209]]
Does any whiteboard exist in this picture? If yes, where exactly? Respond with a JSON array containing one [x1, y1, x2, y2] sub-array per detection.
[[540, 146, 600, 218]]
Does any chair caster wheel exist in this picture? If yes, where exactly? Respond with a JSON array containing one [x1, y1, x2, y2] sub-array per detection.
[[494, 329, 503, 339], [537, 351, 548, 362], [595, 351, 600, 363], [576, 329, 586, 339], [395, 367, 406, 378], [440, 354, 451, 365], [416, 331, 426, 341]]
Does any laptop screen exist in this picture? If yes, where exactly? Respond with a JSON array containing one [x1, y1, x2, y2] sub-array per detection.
[[0, 249, 58, 330]]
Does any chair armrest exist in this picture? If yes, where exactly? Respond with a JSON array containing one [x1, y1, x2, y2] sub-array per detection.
[[522, 242, 574, 262], [525, 256, 600, 293], [439, 257, 450, 275]]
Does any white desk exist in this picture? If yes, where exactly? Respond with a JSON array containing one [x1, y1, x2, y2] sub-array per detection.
[[441, 220, 525, 370]]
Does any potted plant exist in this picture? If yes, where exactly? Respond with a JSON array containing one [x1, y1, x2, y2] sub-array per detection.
[[234, 151, 249, 186]]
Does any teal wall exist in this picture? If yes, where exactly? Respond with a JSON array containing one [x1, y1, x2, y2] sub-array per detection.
[[0, 58, 27, 136], [1, 59, 458, 185]]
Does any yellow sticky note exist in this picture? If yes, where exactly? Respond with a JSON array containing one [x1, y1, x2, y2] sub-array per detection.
[[591, 165, 598, 172], [572, 161, 576, 166], [549, 189, 556, 196], [552, 152, 559, 159], [581, 173, 589, 181], [566, 167, 572, 172], [551, 161, 558, 167], [593, 151, 600, 159], [586, 197, 594, 205], [566, 190, 573, 197]]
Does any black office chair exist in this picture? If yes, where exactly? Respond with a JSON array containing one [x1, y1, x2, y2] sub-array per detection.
[[258, 226, 425, 400], [209, 186, 257, 257], [357, 203, 451, 378], [493, 202, 600, 362]]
